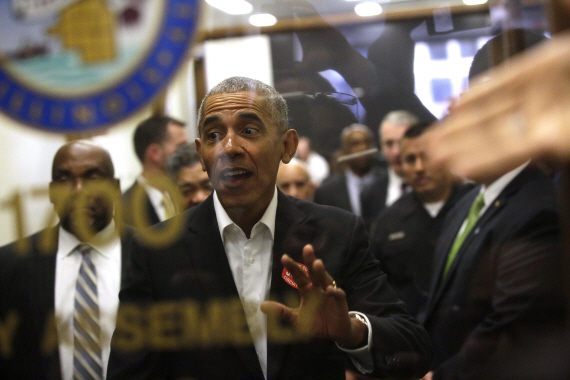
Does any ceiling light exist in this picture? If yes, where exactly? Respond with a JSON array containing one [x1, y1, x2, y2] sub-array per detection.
[[354, 2, 383, 17], [249, 13, 277, 27], [205, 0, 253, 15], [463, 0, 488, 4]]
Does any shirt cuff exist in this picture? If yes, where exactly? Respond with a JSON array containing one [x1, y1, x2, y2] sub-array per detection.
[[336, 311, 374, 374]]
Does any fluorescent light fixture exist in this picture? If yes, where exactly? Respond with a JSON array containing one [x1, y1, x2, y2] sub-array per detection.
[[354, 2, 383, 16], [463, 0, 487, 4], [205, 0, 253, 15], [249, 13, 277, 27]]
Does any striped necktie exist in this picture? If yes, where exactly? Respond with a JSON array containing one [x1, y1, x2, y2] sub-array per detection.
[[443, 192, 485, 277], [73, 244, 103, 380]]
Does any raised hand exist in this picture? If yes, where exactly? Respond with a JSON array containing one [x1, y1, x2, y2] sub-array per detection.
[[261, 244, 367, 348]]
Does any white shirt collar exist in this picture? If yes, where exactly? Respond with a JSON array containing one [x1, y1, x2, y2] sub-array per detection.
[[388, 167, 404, 186], [137, 175, 165, 206], [479, 161, 529, 214], [213, 187, 278, 243], [345, 168, 375, 185], [423, 200, 445, 218], [57, 220, 120, 260]]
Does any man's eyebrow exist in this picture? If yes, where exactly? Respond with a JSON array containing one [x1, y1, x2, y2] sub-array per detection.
[[236, 112, 263, 124], [53, 168, 70, 178], [203, 115, 221, 128]]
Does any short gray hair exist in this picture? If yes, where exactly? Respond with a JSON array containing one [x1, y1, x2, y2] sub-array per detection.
[[379, 110, 419, 133], [166, 142, 201, 179], [197, 76, 289, 134]]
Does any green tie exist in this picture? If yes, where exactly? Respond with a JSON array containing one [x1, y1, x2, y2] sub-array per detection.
[[443, 192, 485, 277]]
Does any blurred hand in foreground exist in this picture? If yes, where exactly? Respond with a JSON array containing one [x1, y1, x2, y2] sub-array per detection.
[[426, 31, 570, 183]]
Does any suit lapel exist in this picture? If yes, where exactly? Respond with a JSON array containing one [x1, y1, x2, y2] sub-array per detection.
[[338, 174, 353, 212], [29, 228, 61, 379], [428, 189, 477, 299], [186, 196, 239, 298], [186, 196, 263, 379], [267, 192, 311, 380], [426, 168, 534, 319], [119, 227, 134, 288]]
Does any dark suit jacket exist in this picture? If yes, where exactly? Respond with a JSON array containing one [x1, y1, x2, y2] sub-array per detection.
[[314, 168, 388, 230], [123, 180, 161, 227], [0, 225, 134, 380], [418, 166, 566, 380], [370, 183, 472, 317], [108, 191, 432, 380]]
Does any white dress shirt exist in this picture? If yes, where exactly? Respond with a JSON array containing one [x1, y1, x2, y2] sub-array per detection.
[[54, 222, 122, 380], [214, 189, 277, 379], [423, 200, 445, 218], [137, 175, 173, 222], [386, 168, 406, 207], [213, 188, 374, 378], [345, 170, 376, 217]]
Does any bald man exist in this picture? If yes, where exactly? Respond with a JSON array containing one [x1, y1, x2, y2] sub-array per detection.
[[0, 141, 133, 380], [313, 124, 387, 229], [276, 159, 316, 201]]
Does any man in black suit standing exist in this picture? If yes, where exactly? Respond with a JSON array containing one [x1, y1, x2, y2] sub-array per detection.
[[313, 124, 387, 229], [0, 141, 133, 380], [370, 123, 472, 317], [418, 157, 565, 379], [123, 115, 187, 226], [360, 110, 420, 224], [108, 76, 432, 380]]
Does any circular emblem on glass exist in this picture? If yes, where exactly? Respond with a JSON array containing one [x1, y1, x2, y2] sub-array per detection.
[[0, 0, 199, 132]]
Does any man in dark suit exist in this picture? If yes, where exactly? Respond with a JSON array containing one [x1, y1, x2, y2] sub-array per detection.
[[314, 124, 387, 229], [360, 110, 419, 227], [108, 76, 432, 380], [123, 115, 187, 226], [0, 141, 133, 380], [370, 123, 472, 317], [418, 160, 566, 380]]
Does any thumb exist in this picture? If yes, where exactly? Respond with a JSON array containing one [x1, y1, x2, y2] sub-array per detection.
[[260, 301, 296, 325]]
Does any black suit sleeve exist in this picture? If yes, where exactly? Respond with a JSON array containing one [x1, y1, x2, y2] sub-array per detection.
[[434, 209, 565, 380], [341, 215, 432, 379]]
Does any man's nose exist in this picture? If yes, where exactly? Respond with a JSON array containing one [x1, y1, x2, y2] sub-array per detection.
[[289, 185, 300, 198], [415, 158, 425, 171], [193, 189, 210, 205], [222, 132, 243, 157], [71, 178, 84, 193]]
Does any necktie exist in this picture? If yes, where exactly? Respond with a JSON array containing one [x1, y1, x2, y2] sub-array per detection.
[[443, 192, 485, 277], [73, 244, 103, 380], [162, 192, 177, 220]]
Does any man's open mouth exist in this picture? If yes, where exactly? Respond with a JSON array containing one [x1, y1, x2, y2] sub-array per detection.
[[221, 168, 252, 184]]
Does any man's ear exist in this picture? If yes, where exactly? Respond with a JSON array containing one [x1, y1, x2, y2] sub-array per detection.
[[281, 129, 299, 164], [146, 143, 163, 164], [195, 138, 206, 171]]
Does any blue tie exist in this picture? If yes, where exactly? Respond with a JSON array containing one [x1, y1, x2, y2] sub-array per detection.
[[73, 244, 103, 380]]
